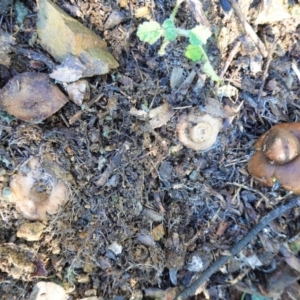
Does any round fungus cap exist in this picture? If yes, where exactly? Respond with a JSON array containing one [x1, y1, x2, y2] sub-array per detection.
[[248, 122, 300, 193], [176, 113, 222, 151]]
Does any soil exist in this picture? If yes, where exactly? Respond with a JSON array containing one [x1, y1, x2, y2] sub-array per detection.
[[1, 0, 300, 299]]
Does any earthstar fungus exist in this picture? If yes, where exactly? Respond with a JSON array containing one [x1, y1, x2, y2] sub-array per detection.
[[248, 122, 300, 193], [176, 113, 222, 151], [8, 155, 70, 220]]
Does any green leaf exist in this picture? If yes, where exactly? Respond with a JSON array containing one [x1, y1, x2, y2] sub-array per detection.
[[188, 25, 212, 45], [202, 61, 223, 84], [137, 21, 162, 45], [162, 18, 177, 41], [185, 45, 205, 61]]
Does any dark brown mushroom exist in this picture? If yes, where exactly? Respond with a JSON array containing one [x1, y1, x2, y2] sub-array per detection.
[[248, 123, 300, 193]]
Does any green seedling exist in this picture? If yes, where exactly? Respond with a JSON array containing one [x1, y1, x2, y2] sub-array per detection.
[[137, 0, 222, 84]]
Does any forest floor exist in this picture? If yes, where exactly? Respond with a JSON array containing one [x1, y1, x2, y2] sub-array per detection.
[[1, 0, 300, 299]]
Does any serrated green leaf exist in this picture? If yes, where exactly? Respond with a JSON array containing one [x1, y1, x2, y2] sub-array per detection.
[[162, 18, 177, 41], [202, 61, 223, 84], [185, 45, 205, 61], [188, 25, 211, 45], [137, 21, 162, 45]]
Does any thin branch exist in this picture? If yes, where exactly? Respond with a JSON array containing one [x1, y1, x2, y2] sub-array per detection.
[[257, 42, 277, 108], [228, 0, 267, 58], [174, 197, 300, 300], [219, 39, 241, 79]]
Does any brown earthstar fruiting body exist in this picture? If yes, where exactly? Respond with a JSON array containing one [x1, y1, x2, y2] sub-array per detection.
[[176, 113, 222, 151], [9, 155, 70, 221], [248, 122, 300, 193]]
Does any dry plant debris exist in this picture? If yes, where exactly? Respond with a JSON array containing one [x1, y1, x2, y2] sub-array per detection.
[[255, 0, 300, 25], [0, 72, 68, 123], [37, 0, 118, 81], [0, 0, 300, 299], [0, 243, 36, 280], [64, 79, 90, 106], [17, 221, 46, 241], [7, 155, 70, 220], [30, 281, 66, 300], [0, 28, 15, 67], [248, 123, 300, 193], [176, 112, 222, 151]]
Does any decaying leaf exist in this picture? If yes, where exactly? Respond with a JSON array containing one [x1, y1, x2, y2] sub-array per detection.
[[30, 282, 66, 300], [50, 50, 118, 82], [255, 0, 294, 25], [0, 243, 36, 280], [170, 67, 185, 89], [104, 9, 125, 30], [205, 97, 227, 118], [65, 79, 89, 106], [129, 103, 175, 129], [7, 155, 70, 221], [149, 103, 175, 129], [0, 72, 68, 123], [0, 28, 15, 67], [216, 84, 238, 98], [37, 0, 118, 79]]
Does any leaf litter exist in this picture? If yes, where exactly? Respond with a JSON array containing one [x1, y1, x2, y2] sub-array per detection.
[[0, 0, 300, 299]]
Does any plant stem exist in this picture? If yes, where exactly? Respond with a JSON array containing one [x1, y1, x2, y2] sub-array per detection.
[[171, 0, 185, 20], [175, 27, 190, 38]]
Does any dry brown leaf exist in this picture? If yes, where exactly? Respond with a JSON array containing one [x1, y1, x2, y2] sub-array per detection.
[[50, 50, 117, 82], [149, 103, 175, 129], [0, 72, 68, 123], [65, 79, 89, 106], [205, 97, 227, 118], [37, 0, 118, 75]]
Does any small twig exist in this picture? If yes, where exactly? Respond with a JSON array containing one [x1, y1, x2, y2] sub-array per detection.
[[219, 39, 241, 79], [69, 93, 103, 125], [174, 197, 299, 300], [257, 42, 277, 108], [95, 141, 130, 187], [187, 0, 211, 28], [227, 182, 270, 204], [292, 60, 300, 83], [228, 0, 267, 58]]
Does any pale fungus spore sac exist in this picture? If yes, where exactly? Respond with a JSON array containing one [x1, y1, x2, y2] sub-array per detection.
[[248, 123, 300, 194], [176, 113, 222, 151]]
